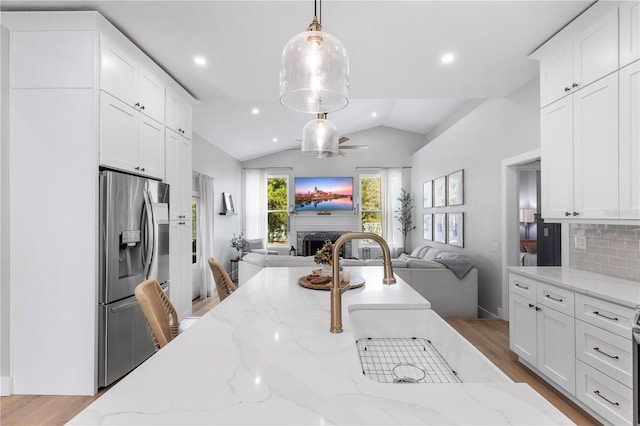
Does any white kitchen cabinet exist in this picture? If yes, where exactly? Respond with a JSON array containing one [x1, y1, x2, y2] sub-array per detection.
[[541, 72, 619, 220], [620, 1, 640, 67], [100, 35, 164, 124], [165, 130, 193, 220], [537, 5, 619, 107], [100, 92, 165, 179], [509, 274, 575, 395], [165, 88, 192, 140], [170, 220, 193, 320], [619, 60, 639, 219], [576, 360, 633, 426], [536, 303, 576, 394]]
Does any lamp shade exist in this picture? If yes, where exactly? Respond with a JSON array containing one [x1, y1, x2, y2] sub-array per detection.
[[279, 29, 349, 113], [301, 115, 339, 158], [519, 208, 536, 224]]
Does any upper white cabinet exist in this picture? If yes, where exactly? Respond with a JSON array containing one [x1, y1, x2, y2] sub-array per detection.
[[537, 5, 619, 107], [541, 72, 619, 220], [100, 91, 165, 180], [11, 31, 94, 88], [166, 88, 192, 139], [165, 131, 193, 220], [619, 60, 639, 219], [100, 36, 164, 124], [619, 1, 640, 67]]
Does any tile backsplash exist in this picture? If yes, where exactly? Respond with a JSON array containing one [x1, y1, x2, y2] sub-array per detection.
[[570, 224, 640, 282]]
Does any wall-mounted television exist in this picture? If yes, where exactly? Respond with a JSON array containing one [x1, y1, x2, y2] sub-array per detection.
[[294, 177, 353, 212]]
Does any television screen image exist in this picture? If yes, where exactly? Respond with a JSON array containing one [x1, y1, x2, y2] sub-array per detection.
[[294, 177, 353, 211]]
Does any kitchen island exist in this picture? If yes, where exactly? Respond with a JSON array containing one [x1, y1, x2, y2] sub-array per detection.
[[71, 267, 572, 425]]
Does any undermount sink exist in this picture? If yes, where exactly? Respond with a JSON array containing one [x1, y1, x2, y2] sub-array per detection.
[[348, 305, 511, 384]]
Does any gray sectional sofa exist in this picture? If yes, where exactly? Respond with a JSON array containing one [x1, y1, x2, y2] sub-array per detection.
[[238, 245, 478, 318]]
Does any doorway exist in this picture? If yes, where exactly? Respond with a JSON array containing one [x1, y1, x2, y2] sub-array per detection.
[[517, 161, 540, 266]]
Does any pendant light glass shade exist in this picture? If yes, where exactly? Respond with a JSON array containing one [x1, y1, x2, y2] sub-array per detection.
[[301, 115, 339, 158], [280, 22, 349, 113]]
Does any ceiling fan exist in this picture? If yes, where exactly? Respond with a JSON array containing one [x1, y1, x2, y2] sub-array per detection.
[[337, 137, 368, 156], [288, 136, 369, 156]]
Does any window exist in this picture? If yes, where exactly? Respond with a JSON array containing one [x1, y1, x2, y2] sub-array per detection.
[[267, 176, 288, 246], [360, 174, 381, 241], [191, 198, 198, 263]]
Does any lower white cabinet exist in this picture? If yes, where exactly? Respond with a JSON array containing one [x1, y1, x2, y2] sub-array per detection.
[[509, 272, 634, 425], [170, 220, 193, 320], [576, 360, 633, 426], [509, 274, 575, 394]]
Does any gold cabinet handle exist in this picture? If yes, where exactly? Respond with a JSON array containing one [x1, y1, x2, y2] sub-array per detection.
[[564, 211, 571, 216], [572, 211, 579, 216]]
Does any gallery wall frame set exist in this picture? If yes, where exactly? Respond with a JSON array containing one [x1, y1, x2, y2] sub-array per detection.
[[422, 169, 464, 208], [422, 169, 464, 247], [423, 212, 464, 247]]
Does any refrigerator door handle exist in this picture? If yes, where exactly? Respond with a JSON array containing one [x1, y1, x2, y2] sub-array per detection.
[[109, 298, 142, 313], [142, 187, 155, 279]]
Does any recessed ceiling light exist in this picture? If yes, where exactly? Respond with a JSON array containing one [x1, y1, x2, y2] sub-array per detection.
[[272, 138, 278, 143], [441, 53, 455, 64], [251, 108, 260, 115], [194, 56, 206, 66], [371, 112, 377, 117]]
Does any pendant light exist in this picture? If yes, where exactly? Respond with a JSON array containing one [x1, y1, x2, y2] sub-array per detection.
[[301, 113, 339, 158], [279, 0, 349, 113]]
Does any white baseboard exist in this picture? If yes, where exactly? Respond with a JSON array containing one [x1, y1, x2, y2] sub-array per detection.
[[478, 306, 500, 319], [1, 375, 13, 396]]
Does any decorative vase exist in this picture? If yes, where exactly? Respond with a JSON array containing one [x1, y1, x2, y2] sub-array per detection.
[[322, 263, 332, 277]]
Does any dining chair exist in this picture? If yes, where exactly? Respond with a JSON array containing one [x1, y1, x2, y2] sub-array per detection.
[[135, 279, 197, 350], [208, 258, 237, 302]]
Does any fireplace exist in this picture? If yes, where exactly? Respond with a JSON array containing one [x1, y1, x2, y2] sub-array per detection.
[[297, 231, 352, 257]]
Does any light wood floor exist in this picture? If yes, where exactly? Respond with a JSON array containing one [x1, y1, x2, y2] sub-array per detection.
[[1, 301, 600, 426]]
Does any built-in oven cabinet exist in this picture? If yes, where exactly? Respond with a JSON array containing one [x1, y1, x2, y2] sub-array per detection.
[[576, 359, 633, 426]]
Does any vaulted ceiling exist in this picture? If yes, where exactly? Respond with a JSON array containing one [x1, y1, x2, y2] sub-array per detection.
[[2, 1, 593, 160]]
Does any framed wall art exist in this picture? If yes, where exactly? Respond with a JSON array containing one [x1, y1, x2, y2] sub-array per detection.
[[447, 169, 464, 206], [423, 213, 433, 240], [434, 176, 446, 207], [434, 213, 447, 243], [447, 212, 464, 247], [423, 180, 433, 208]]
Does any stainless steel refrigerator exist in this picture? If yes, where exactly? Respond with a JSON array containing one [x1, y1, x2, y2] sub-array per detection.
[[98, 170, 170, 387]]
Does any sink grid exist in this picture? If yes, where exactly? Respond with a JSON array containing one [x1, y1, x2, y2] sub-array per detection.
[[356, 337, 461, 384]]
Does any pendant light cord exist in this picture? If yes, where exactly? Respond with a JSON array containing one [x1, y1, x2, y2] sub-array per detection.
[[313, 0, 322, 24]]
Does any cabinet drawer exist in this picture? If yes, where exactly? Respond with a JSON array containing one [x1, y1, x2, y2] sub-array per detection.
[[575, 293, 635, 338], [509, 274, 537, 299], [576, 320, 632, 388], [537, 282, 574, 316], [576, 360, 632, 426]]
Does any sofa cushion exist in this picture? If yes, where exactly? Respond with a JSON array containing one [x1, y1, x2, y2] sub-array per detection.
[[246, 238, 265, 250], [341, 258, 366, 266], [242, 253, 268, 267], [409, 245, 431, 258], [422, 248, 440, 261], [364, 258, 408, 268], [266, 255, 315, 267], [406, 259, 447, 269]]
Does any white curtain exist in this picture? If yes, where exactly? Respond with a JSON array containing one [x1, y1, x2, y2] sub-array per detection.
[[244, 168, 267, 243], [381, 167, 403, 256], [198, 174, 214, 300]]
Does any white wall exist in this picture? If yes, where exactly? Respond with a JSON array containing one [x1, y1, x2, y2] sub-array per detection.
[[410, 77, 540, 318], [192, 133, 243, 277], [0, 24, 11, 395]]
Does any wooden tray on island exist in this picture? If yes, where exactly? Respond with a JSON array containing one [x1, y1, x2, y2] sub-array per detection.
[[298, 274, 365, 291]]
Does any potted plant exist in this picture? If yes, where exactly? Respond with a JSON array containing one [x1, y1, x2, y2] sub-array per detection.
[[230, 231, 247, 259], [394, 189, 415, 253]]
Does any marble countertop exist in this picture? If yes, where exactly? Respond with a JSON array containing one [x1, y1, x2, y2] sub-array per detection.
[[71, 266, 572, 425], [508, 266, 640, 308]]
